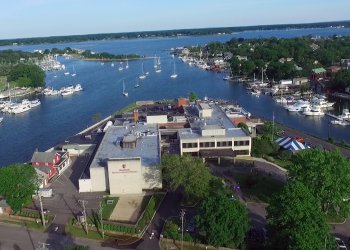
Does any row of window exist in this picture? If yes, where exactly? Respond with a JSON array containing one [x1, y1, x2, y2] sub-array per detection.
[[182, 140, 249, 148]]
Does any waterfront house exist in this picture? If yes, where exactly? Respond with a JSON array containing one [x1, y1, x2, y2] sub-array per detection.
[[31, 150, 70, 177], [311, 67, 326, 81], [236, 55, 248, 61], [293, 77, 309, 85]]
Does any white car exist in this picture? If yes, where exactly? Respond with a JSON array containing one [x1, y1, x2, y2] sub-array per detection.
[[335, 237, 347, 250]]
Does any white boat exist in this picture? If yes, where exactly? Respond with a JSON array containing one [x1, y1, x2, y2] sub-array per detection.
[[111, 63, 115, 67], [331, 119, 350, 126], [139, 62, 147, 79], [223, 75, 231, 81], [286, 100, 310, 112], [311, 96, 334, 109], [0, 117, 3, 123], [61, 89, 74, 96], [12, 103, 31, 114], [122, 81, 128, 97], [71, 66, 76, 77], [155, 66, 162, 73], [30, 99, 41, 108], [43, 87, 53, 96], [74, 84, 83, 92], [275, 97, 288, 104], [64, 72, 70, 76], [118, 63, 124, 71], [51, 89, 60, 95], [134, 78, 140, 88], [170, 60, 178, 79], [125, 57, 129, 69], [303, 106, 325, 116]]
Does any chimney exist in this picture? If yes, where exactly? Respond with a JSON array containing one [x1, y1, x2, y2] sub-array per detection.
[[133, 109, 139, 122]]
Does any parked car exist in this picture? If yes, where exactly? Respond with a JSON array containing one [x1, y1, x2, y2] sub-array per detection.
[[335, 237, 347, 250]]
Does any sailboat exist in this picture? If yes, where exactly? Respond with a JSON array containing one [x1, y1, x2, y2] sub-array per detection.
[[122, 80, 128, 97], [154, 55, 158, 68], [134, 78, 140, 88], [125, 57, 129, 69], [118, 62, 123, 71], [111, 62, 115, 67], [155, 57, 161, 73], [71, 66, 76, 77], [170, 60, 178, 79], [139, 62, 146, 79]]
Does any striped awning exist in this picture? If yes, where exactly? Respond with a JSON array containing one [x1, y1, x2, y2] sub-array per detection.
[[275, 137, 309, 151]]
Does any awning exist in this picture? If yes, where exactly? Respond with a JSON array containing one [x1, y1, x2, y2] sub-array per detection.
[[275, 137, 309, 151]]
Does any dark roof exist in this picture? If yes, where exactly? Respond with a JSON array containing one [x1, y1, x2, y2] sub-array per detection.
[[31, 151, 56, 163], [199, 149, 236, 158], [36, 166, 52, 175]]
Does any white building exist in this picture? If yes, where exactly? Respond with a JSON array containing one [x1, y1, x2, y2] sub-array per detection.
[[79, 123, 162, 194], [178, 103, 251, 164]]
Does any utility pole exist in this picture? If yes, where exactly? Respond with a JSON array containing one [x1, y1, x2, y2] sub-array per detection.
[[99, 201, 105, 239], [79, 200, 88, 234], [38, 193, 46, 228], [180, 209, 185, 250], [36, 242, 50, 250]]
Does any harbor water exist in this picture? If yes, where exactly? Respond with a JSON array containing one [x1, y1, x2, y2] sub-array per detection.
[[1, 28, 350, 166]]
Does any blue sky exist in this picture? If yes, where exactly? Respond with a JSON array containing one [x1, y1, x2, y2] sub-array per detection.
[[0, 0, 349, 39]]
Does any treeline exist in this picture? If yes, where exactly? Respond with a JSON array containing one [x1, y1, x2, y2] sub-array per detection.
[[1, 20, 349, 46], [202, 36, 350, 81], [43, 47, 140, 60], [0, 50, 45, 88]]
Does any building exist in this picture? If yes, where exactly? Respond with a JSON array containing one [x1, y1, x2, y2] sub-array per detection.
[[178, 102, 251, 164], [79, 123, 162, 194], [0, 199, 12, 215], [293, 77, 309, 85], [31, 151, 71, 181], [311, 67, 326, 81]]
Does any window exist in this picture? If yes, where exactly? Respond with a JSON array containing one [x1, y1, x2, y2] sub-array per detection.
[[234, 140, 250, 146], [182, 143, 198, 148], [217, 141, 232, 147]]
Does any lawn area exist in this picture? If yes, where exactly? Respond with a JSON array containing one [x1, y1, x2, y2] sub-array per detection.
[[65, 219, 110, 241], [114, 102, 138, 116], [272, 158, 293, 170], [233, 173, 284, 203], [102, 197, 119, 220]]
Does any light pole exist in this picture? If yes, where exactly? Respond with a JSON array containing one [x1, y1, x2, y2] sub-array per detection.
[[180, 209, 185, 250], [99, 201, 105, 239]]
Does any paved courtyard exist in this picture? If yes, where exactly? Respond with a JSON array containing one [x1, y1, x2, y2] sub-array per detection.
[[110, 194, 147, 223]]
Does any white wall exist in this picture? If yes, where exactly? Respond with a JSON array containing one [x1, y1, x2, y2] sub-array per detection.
[[146, 115, 167, 124], [90, 167, 107, 192], [107, 158, 143, 194], [141, 167, 162, 189], [79, 179, 92, 193]]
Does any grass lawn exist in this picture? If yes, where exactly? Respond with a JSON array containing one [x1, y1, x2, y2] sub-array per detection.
[[272, 158, 293, 170], [102, 197, 119, 220], [114, 102, 138, 116], [233, 173, 284, 203], [65, 219, 110, 241]]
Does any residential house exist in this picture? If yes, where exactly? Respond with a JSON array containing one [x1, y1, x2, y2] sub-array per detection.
[[311, 67, 326, 81], [0, 199, 12, 215], [236, 55, 248, 61]]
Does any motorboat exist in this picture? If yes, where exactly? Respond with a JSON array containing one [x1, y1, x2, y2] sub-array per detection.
[[74, 84, 83, 92], [302, 106, 325, 116], [286, 100, 310, 112], [61, 89, 74, 96], [12, 103, 31, 114], [30, 99, 41, 108], [64, 72, 70, 76], [311, 96, 334, 109], [331, 119, 350, 126], [0, 117, 3, 123]]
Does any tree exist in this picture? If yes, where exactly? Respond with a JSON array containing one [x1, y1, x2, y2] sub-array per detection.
[[161, 154, 212, 200], [196, 193, 249, 248], [8, 63, 45, 87], [0, 164, 38, 212], [237, 122, 249, 134], [189, 92, 197, 102], [64, 245, 91, 250], [267, 181, 336, 250], [334, 69, 350, 89], [289, 149, 350, 217]]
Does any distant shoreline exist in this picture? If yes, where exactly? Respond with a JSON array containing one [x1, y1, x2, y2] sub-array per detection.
[[1, 20, 349, 47]]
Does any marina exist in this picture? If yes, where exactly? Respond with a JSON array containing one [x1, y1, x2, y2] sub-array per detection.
[[1, 28, 350, 166]]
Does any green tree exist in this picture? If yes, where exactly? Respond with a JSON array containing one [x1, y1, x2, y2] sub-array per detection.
[[237, 122, 249, 134], [334, 69, 350, 89], [189, 91, 197, 102], [64, 245, 91, 250], [289, 149, 350, 217], [0, 164, 38, 212], [196, 193, 249, 248], [161, 154, 212, 200], [267, 181, 335, 250], [8, 63, 45, 87]]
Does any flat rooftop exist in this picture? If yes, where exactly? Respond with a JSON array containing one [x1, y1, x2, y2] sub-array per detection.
[[90, 123, 160, 169], [180, 103, 248, 140]]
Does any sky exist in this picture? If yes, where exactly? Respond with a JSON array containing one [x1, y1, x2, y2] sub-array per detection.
[[0, 0, 349, 39]]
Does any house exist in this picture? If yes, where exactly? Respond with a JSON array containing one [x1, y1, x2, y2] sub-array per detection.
[[310, 43, 320, 51], [177, 98, 190, 108], [0, 199, 12, 215], [311, 67, 326, 81], [236, 55, 248, 61], [293, 77, 309, 85], [31, 151, 70, 180], [327, 66, 341, 76], [341, 59, 350, 69]]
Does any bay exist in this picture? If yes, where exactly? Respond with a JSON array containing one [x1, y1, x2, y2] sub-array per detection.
[[1, 27, 350, 166]]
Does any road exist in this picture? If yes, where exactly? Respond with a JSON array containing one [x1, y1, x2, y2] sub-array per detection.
[[0, 223, 134, 250]]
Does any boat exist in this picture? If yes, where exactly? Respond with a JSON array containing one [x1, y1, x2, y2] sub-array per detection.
[[111, 63, 115, 67], [134, 78, 140, 88], [74, 84, 83, 92], [51, 89, 60, 95], [286, 100, 310, 112], [71, 66, 76, 77], [302, 106, 325, 116], [155, 66, 162, 73], [331, 119, 350, 126], [30, 99, 41, 108], [12, 103, 31, 114], [125, 57, 129, 69], [118, 62, 123, 71], [170, 60, 178, 79], [43, 87, 53, 96], [122, 81, 128, 97], [60, 86, 75, 96], [0, 117, 3, 123], [139, 62, 147, 79], [311, 96, 334, 109], [64, 72, 70, 76]]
